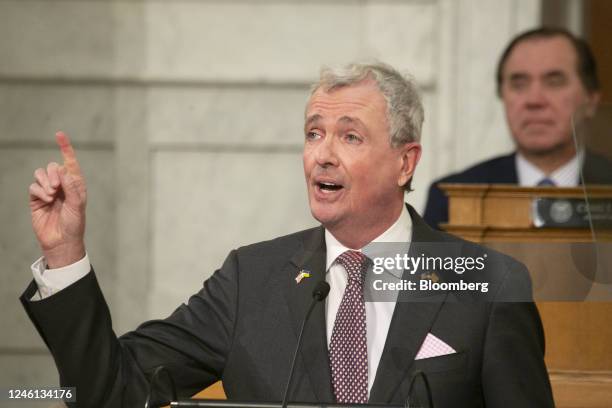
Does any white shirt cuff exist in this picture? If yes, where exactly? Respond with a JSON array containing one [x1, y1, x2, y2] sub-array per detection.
[[30, 254, 91, 301]]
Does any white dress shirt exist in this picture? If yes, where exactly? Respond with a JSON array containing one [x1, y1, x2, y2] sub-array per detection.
[[324, 205, 411, 394], [515, 150, 584, 187], [32, 206, 413, 396], [30, 254, 91, 300]]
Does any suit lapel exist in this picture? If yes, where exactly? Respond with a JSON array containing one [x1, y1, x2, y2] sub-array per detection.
[[499, 153, 519, 183], [369, 206, 449, 403], [280, 208, 452, 403], [282, 227, 334, 402], [369, 297, 447, 403]]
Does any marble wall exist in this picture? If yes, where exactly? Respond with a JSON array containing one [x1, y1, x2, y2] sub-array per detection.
[[0, 0, 540, 394]]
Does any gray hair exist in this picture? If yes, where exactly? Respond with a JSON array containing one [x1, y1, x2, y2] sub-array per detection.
[[311, 61, 424, 146]]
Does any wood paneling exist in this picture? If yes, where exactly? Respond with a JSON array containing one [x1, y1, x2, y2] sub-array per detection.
[[587, 0, 612, 104], [443, 183, 612, 407]]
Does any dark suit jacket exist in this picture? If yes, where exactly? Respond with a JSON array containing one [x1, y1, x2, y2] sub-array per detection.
[[424, 151, 612, 229], [21, 206, 554, 408]]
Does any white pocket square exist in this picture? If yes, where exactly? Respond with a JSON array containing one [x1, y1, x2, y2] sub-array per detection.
[[415, 333, 456, 360]]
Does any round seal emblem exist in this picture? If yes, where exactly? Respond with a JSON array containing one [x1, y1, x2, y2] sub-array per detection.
[[550, 200, 573, 223]]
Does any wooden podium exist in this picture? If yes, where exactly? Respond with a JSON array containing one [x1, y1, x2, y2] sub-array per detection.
[[440, 183, 612, 408]]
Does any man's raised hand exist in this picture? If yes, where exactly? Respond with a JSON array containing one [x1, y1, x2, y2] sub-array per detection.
[[29, 132, 87, 268]]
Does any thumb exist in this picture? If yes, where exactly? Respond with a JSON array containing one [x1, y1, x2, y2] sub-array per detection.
[[58, 165, 87, 209]]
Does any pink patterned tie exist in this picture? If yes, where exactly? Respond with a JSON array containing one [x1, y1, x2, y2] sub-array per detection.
[[329, 250, 369, 404]]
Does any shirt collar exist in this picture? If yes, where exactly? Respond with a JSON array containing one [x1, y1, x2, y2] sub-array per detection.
[[324, 205, 412, 271], [515, 150, 584, 187]]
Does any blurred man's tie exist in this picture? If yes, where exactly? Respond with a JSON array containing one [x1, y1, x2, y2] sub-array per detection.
[[537, 178, 556, 186]]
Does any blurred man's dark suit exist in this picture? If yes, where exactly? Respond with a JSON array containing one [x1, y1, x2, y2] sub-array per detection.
[[21, 205, 554, 408], [424, 151, 612, 229]]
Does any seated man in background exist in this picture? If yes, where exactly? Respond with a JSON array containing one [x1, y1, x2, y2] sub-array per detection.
[[424, 27, 612, 229]]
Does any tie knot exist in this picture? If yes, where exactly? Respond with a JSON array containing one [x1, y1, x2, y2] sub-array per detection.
[[537, 177, 556, 186], [336, 250, 369, 284]]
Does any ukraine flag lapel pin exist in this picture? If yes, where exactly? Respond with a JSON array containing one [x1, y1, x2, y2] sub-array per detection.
[[295, 270, 311, 284]]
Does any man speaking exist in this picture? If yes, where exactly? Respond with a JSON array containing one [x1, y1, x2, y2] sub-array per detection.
[[22, 62, 554, 407]]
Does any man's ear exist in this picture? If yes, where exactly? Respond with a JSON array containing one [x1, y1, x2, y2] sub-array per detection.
[[397, 142, 422, 187], [584, 91, 601, 118]]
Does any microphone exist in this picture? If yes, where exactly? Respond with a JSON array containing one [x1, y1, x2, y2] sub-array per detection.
[[406, 370, 434, 408], [281, 280, 330, 408], [144, 365, 177, 408], [312, 280, 331, 302]]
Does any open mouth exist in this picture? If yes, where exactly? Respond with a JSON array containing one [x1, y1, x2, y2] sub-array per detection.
[[317, 181, 344, 192], [524, 119, 554, 127]]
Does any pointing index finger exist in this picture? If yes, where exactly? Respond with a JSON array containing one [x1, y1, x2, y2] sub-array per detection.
[[55, 131, 82, 175]]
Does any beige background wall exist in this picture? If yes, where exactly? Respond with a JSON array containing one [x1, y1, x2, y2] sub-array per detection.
[[0, 0, 540, 393]]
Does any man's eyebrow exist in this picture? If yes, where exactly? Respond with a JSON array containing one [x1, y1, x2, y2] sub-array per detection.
[[542, 70, 566, 78], [338, 116, 366, 128], [303, 114, 367, 132], [508, 72, 530, 82], [304, 114, 322, 131]]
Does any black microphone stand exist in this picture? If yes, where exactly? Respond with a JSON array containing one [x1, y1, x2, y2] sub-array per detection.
[[281, 281, 330, 408], [405, 371, 433, 408], [281, 297, 321, 408], [145, 365, 178, 408]]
